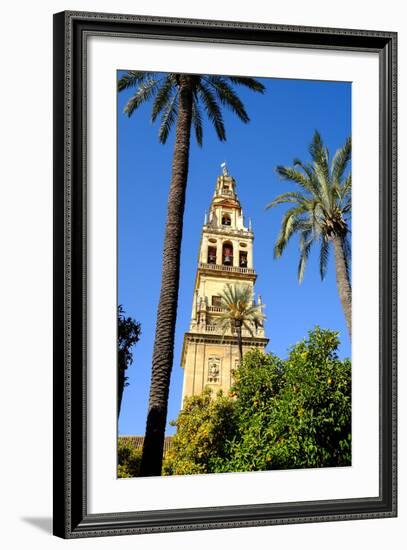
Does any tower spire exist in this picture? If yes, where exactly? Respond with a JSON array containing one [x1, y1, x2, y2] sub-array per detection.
[[220, 161, 229, 176]]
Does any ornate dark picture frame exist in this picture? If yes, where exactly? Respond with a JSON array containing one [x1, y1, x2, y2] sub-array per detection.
[[53, 11, 397, 539]]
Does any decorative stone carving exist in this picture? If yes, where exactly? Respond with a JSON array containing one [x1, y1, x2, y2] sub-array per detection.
[[207, 357, 221, 384]]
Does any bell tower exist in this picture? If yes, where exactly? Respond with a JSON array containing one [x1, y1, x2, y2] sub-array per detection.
[[180, 165, 269, 404]]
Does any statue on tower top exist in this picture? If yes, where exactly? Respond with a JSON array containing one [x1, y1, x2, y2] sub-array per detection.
[[220, 161, 229, 176]]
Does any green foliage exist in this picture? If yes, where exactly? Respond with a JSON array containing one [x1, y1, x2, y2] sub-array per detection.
[[267, 131, 352, 283], [162, 388, 238, 476], [118, 305, 141, 379], [164, 328, 351, 476], [118, 305, 141, 416], [215, 283, 266, 362], [216, 283, 265, 335], [225, 328, 351, 472], [117, 439, 142, 478], [117, 72, 265, 145]]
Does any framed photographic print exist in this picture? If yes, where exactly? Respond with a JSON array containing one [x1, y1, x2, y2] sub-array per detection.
[[53, 10, 397, 538]]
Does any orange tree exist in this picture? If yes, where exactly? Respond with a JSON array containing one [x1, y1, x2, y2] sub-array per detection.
[[163, 388, 238, 476], [163, 328, 351, 475], [221, 328, 351, 472]]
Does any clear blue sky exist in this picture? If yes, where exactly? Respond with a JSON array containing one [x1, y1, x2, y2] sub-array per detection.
[[117, 73, 351, 436]]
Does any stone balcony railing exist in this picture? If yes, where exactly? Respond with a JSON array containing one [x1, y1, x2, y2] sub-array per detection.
[[199, 262, 255, 276], [202, 225, 253, 237], [203, 324, 218, 332], [190, 323, 264, 338], [207, 305, 225, 313]]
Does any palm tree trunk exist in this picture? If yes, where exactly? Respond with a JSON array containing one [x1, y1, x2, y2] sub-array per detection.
[[140, 80, 193, 477], [235, 322, 243, 364], [332, 235, 352, 337], [117, 369, 125, 418]]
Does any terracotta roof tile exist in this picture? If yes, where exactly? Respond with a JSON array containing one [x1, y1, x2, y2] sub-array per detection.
[[119, 435, 173, 455]]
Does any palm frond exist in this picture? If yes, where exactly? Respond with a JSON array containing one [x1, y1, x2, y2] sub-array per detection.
[[216, 316, 233, 337], [340, 173, 352, 202], [123, 78, 160, 117], [196, 82, 226, 141], [242, 320, 255, 337], [313, 162, 332, 211], [309, 131, 331, 202], [204, 76, 249, 123], [151, 75, 176, 122], [314, 202, 328, 236], [275, 166, 319, 197], [342, 196, 351, 215], [158, 91, 178, 144], [298, 230, 313, 283], [332, 136, 352, 183], [226, 76, 265, 93], [218, 282, 238, 306], [293, 158, 313, 178], [117, 71, 155, 92], [216, 284, 265, 336], [319, 236, 330, 280], [266, 191, 309, 209], [342, 233, 352, 283], [309, 131, 328, 168], [191, 100, 203, 146], [274, 207, 309, 258]]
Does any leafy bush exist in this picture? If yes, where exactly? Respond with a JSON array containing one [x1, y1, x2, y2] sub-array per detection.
[[223, 327, 351, 472], [163, 388, 238, 476], [164, 327, 351, 475], [117, 438, 142, 478]]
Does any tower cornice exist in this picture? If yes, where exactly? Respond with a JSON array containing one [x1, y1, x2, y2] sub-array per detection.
[[181, 332, 269, 369], [197, 262, 257, 282], [202, 226, 254, 239]]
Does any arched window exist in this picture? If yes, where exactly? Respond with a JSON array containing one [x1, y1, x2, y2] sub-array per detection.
[[221, 213, 231, 226], [212, 296, 222, 307], [239, 251, 248, 267], [207, 246, 217, 264], [222, 242, 233, 265]]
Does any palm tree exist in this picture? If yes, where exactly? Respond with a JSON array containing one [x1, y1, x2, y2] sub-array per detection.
[[118, 71, 265, 476], [216, 283, 265, 363], [266, 131, 352, 336]]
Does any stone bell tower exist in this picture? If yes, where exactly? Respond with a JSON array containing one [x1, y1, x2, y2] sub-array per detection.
[[180, 164, 269, 404]]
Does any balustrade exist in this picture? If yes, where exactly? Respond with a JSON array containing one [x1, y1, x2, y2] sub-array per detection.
[[199, 262, 255, 275]]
